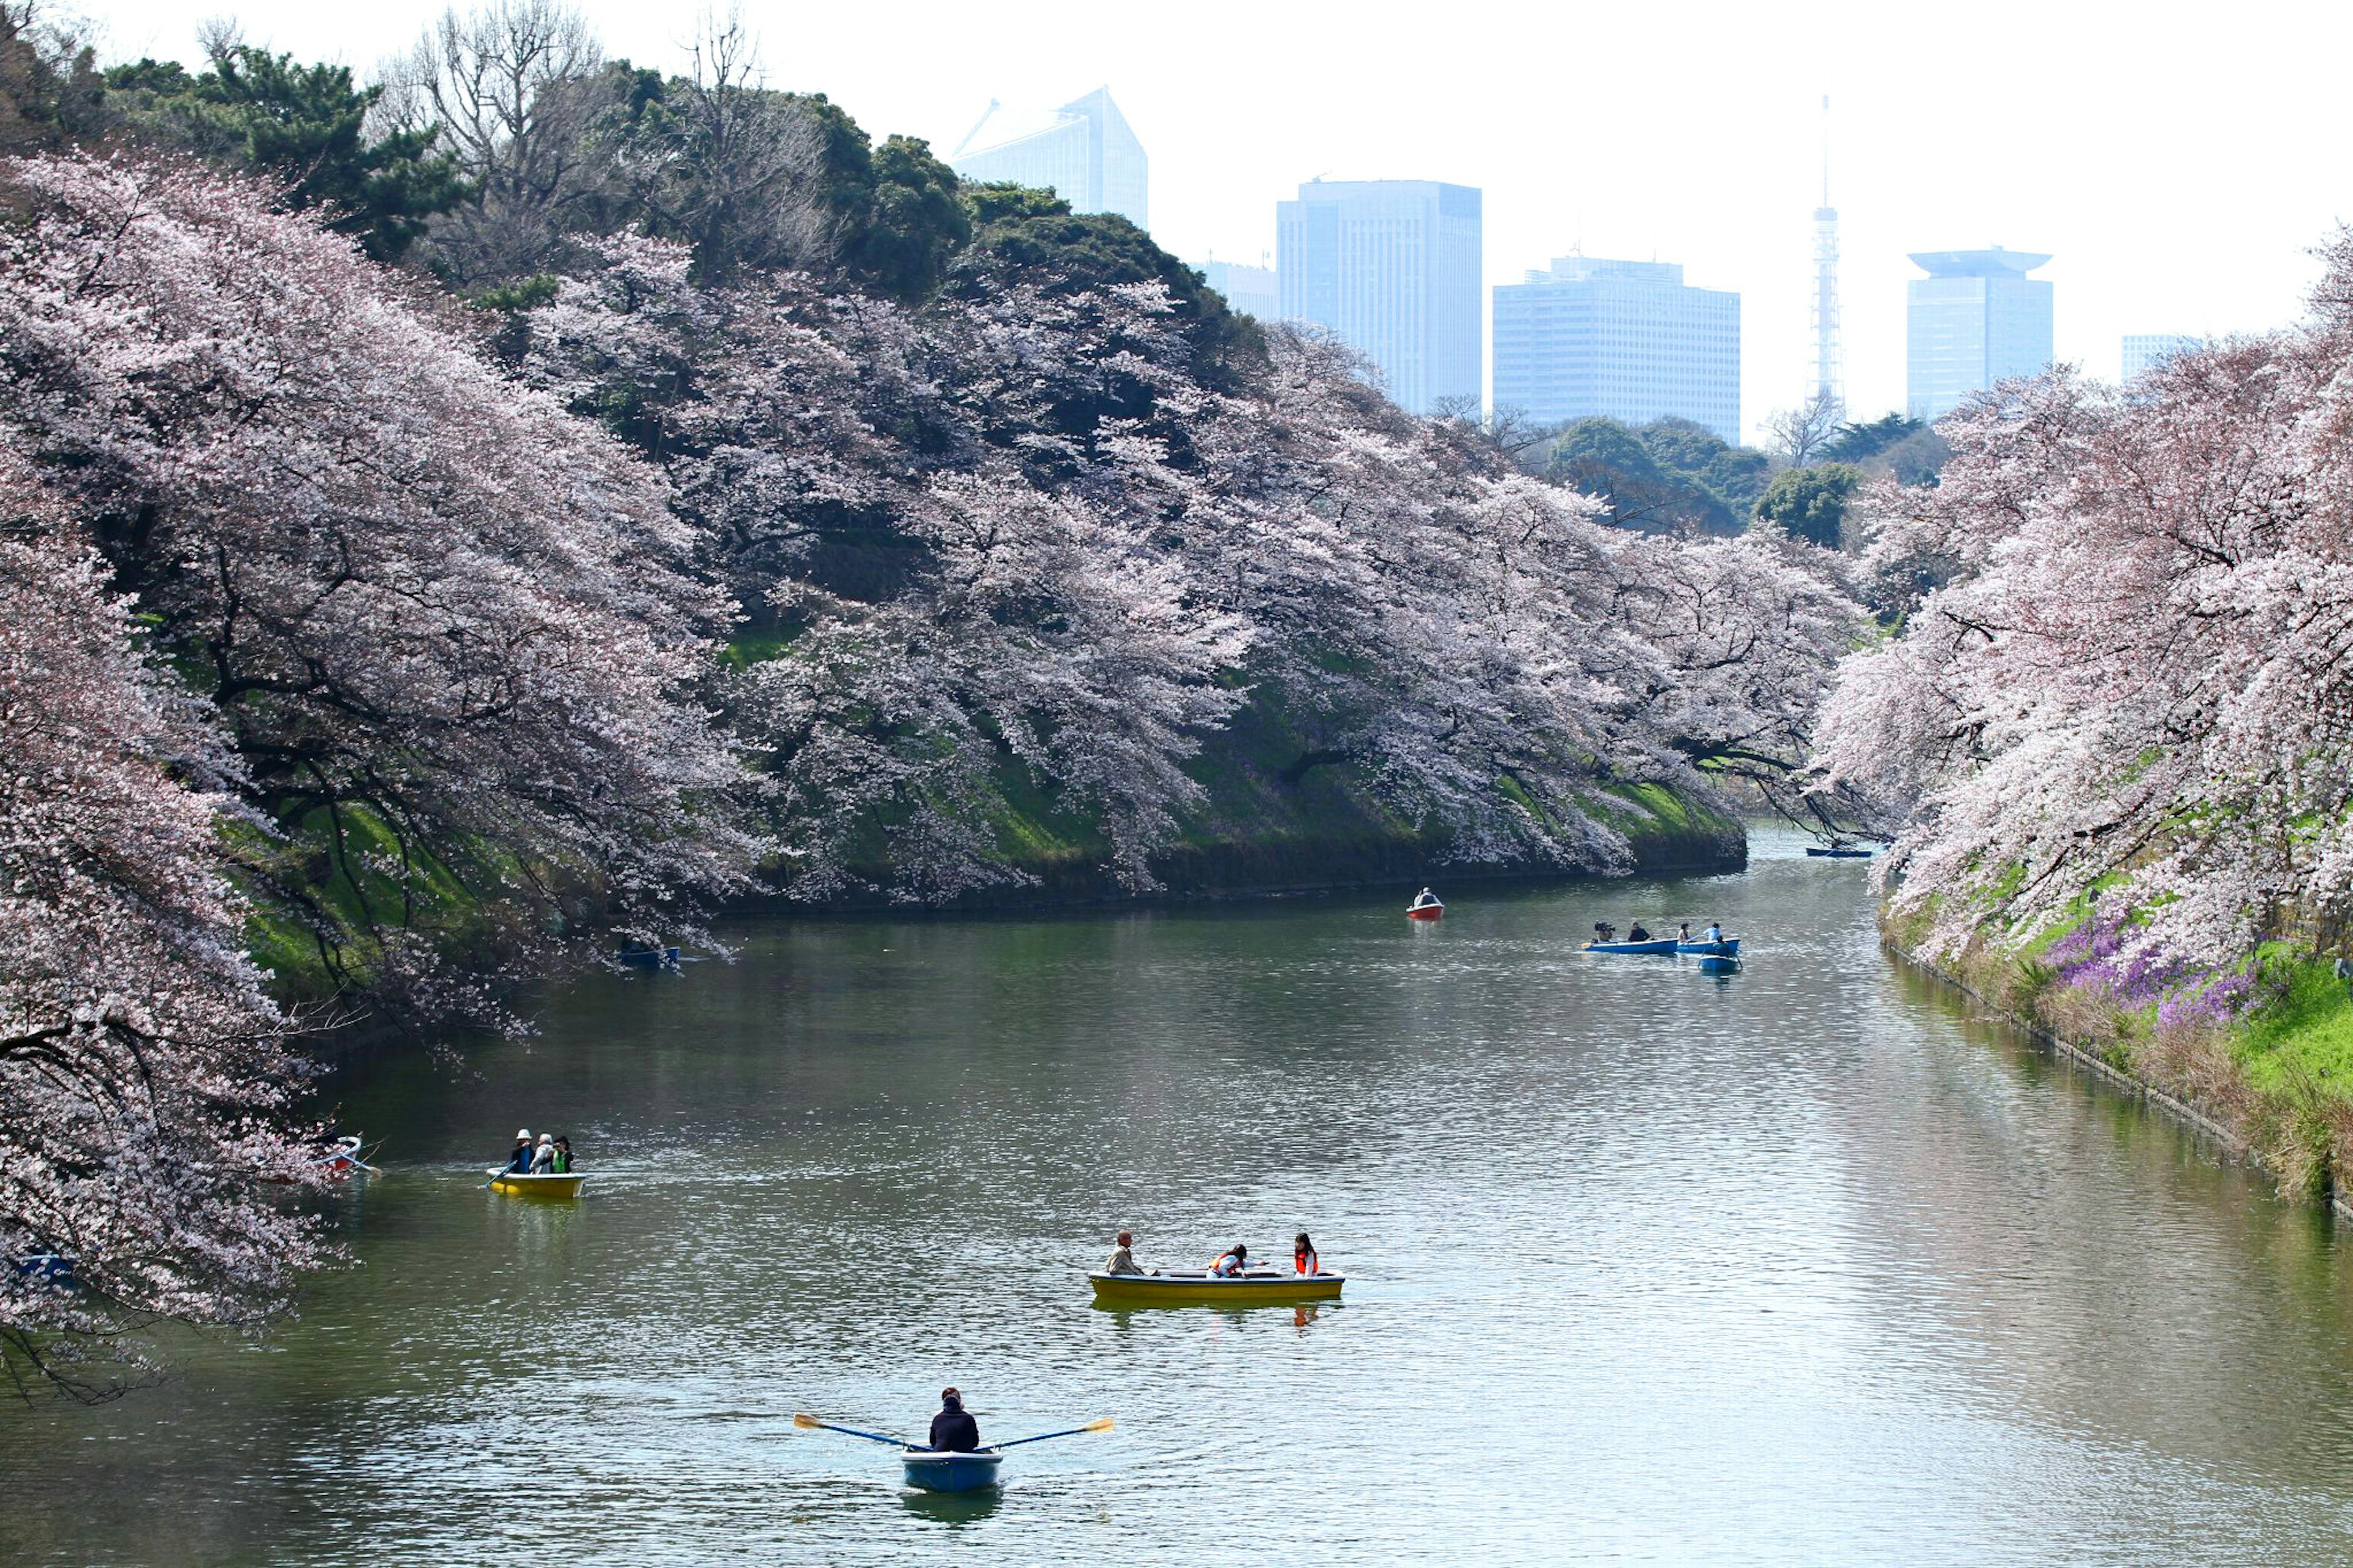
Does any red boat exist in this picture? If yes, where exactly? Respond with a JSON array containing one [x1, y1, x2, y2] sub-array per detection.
[[1407, 890, 1445, 920]]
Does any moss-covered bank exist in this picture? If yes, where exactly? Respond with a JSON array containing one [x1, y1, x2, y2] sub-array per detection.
[[752, 702, 1745, 913], [1881, 902, 2353, 1216]]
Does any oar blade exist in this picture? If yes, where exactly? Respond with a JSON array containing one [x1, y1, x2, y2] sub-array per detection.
[[793, 1412, 825, 1429], [1085, 1417, 1114, 1433]]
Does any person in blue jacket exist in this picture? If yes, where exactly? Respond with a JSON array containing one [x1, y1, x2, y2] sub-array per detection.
[[502, 1129, 533, 1175], [927, 1388, 982, 1452]]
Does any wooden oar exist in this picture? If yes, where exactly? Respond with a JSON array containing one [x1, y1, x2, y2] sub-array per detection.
[[992, 1417, 1113, 1450], [794, 1411, 914, 1448]]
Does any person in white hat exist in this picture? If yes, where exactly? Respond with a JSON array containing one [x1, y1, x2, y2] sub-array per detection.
[[529, 1132, 557, 1173], [503, 1129, 533, 1175]]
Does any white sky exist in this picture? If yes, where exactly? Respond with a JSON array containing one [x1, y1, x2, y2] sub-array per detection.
[[86, 0, 2353, 444]]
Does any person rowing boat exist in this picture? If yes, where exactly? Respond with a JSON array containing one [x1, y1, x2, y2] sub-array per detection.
[[926, 1388, 982, 1453]]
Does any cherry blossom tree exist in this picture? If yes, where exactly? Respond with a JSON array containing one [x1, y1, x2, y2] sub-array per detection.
[[525, 248, 1860, 893], [1, 450, 328, 1398], [0, 154, 761, 1028], [1819, 235, 2353, 964]]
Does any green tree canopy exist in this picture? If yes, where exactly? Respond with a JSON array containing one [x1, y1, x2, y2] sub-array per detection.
[[106, 45, 464, 262], [1820, 412, 1920, 465], [1540, 415, 1767, 534], [1752, 461, 1863, 549]]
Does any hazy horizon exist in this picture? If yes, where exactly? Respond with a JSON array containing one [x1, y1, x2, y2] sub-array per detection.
[[81, 0, 2352, 444]]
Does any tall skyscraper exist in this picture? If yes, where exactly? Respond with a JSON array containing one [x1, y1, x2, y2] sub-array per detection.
[[2121, 333, 2205, 379], [1811, 95, 1843, 414], [1276, 180, 1482, 414], [1905, 247, 2053, 422], [949, 88, 1148, 230], [1491, 256, 1741, 442], [1194, 259, 1279, 322]]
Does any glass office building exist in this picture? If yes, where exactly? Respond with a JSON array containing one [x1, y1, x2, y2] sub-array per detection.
[[2121, 333, 2205, 380], [1276, 180, 1482, 414], [1905, 248, 2053, 422], [949, 88, 1148, 231], [1194, 259, 1279, 322], [1490, 256, 1741, 442]]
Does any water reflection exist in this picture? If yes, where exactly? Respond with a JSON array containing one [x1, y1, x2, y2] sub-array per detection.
[[898, 1485, 1004, 1525]]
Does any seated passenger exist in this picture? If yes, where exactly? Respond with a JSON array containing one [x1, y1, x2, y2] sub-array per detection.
[[504, 1130, 533, 1175], [1678, 922, 1692, 943], [1704, 922, 1723, 944], [551, 1136, 574, 1174], [1209, 1243, 1249, 1277], [1294, 1232, 1320, 1276], [1105, 1230, 1148, 1274], [529, 1134, 556, 1173], [1627, 921, 1651, 942], [926, 1388, 981, 1453]]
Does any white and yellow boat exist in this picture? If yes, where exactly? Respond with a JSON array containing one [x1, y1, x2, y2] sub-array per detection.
[[484, 1168, 587, 1200], [1089, 1270, 1344, 1306]]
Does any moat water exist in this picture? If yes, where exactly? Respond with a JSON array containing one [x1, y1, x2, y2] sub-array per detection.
[[9, 829, 2353, 1564]]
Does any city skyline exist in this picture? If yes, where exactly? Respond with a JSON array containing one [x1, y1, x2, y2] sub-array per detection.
[[1278, 180, 1483, 414], [1905, 247, 2055, 423], [1492, 255, 1741, 441], [85, 0, 2342, 436]]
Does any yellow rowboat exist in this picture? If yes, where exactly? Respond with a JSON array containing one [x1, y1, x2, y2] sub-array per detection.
[[1089, 1270, 1344, 1307], [484, 1169, 587, 1199]]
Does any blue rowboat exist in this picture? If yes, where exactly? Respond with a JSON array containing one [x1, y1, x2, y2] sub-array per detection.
[[619, 944, 682, 970], [1697, 955, 1741, 975], [901, 1449, 1003, 1493], [1583, 938, 1679, 955], [1805, 846, 1872, 858], [1676, 938, 1740, 956]]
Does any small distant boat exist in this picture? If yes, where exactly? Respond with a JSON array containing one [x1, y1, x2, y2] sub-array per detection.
[[1089, 1270, 1345, 1307], [1697, 955, 1742, 975], [10, 1252, 74, 1289], [1582, 938, 1680, 955], [1406, 892, 1444, 920], [485, 1169, 588, 1200], [1805, 843, 1873, 859], [1676, 938, 1740, 956], [901, 1449, 1004, 1493], [313, 1135, 382, 1180], [619, 944, 683, 970]]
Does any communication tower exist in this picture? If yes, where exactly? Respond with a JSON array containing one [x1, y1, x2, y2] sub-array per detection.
[[1811, 94, 1844, 415]]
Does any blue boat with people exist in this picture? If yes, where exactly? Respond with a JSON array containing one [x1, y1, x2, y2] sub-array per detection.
[[1583, 920, 1678, 955], [796, 1399, 1113, 1494]]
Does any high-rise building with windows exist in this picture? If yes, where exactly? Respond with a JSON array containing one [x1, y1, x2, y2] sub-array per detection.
[[1905, 247, 2053, 422], [1490, 255, 1741, 442], [2121, 333, 2205, 380], [1194, 259, 1279, 322], [949, 88, 1147, 231], [1276, 180, 1482, 414]]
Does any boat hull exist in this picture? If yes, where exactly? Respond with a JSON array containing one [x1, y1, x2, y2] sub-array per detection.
[[486, 1171, 587, 1199], [901, 1450, 1003, 1492], [1697, 955, 1741, 975], [1805, 847, 1872, 858], [1582, 939, 1680, 955], [1089, 1270, 1345, 1306], [1675, 939, 1740, 956], [1406, 906, 1444, 920]]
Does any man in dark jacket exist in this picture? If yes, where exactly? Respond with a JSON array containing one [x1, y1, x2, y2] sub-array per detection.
[[927, 1388, 981, 1452]]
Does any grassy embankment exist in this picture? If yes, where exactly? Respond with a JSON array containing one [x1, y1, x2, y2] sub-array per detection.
[[814, 687, 1745, 909], [1884, 900, 2353, 1202], [237, 688, 1745, 1003]]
